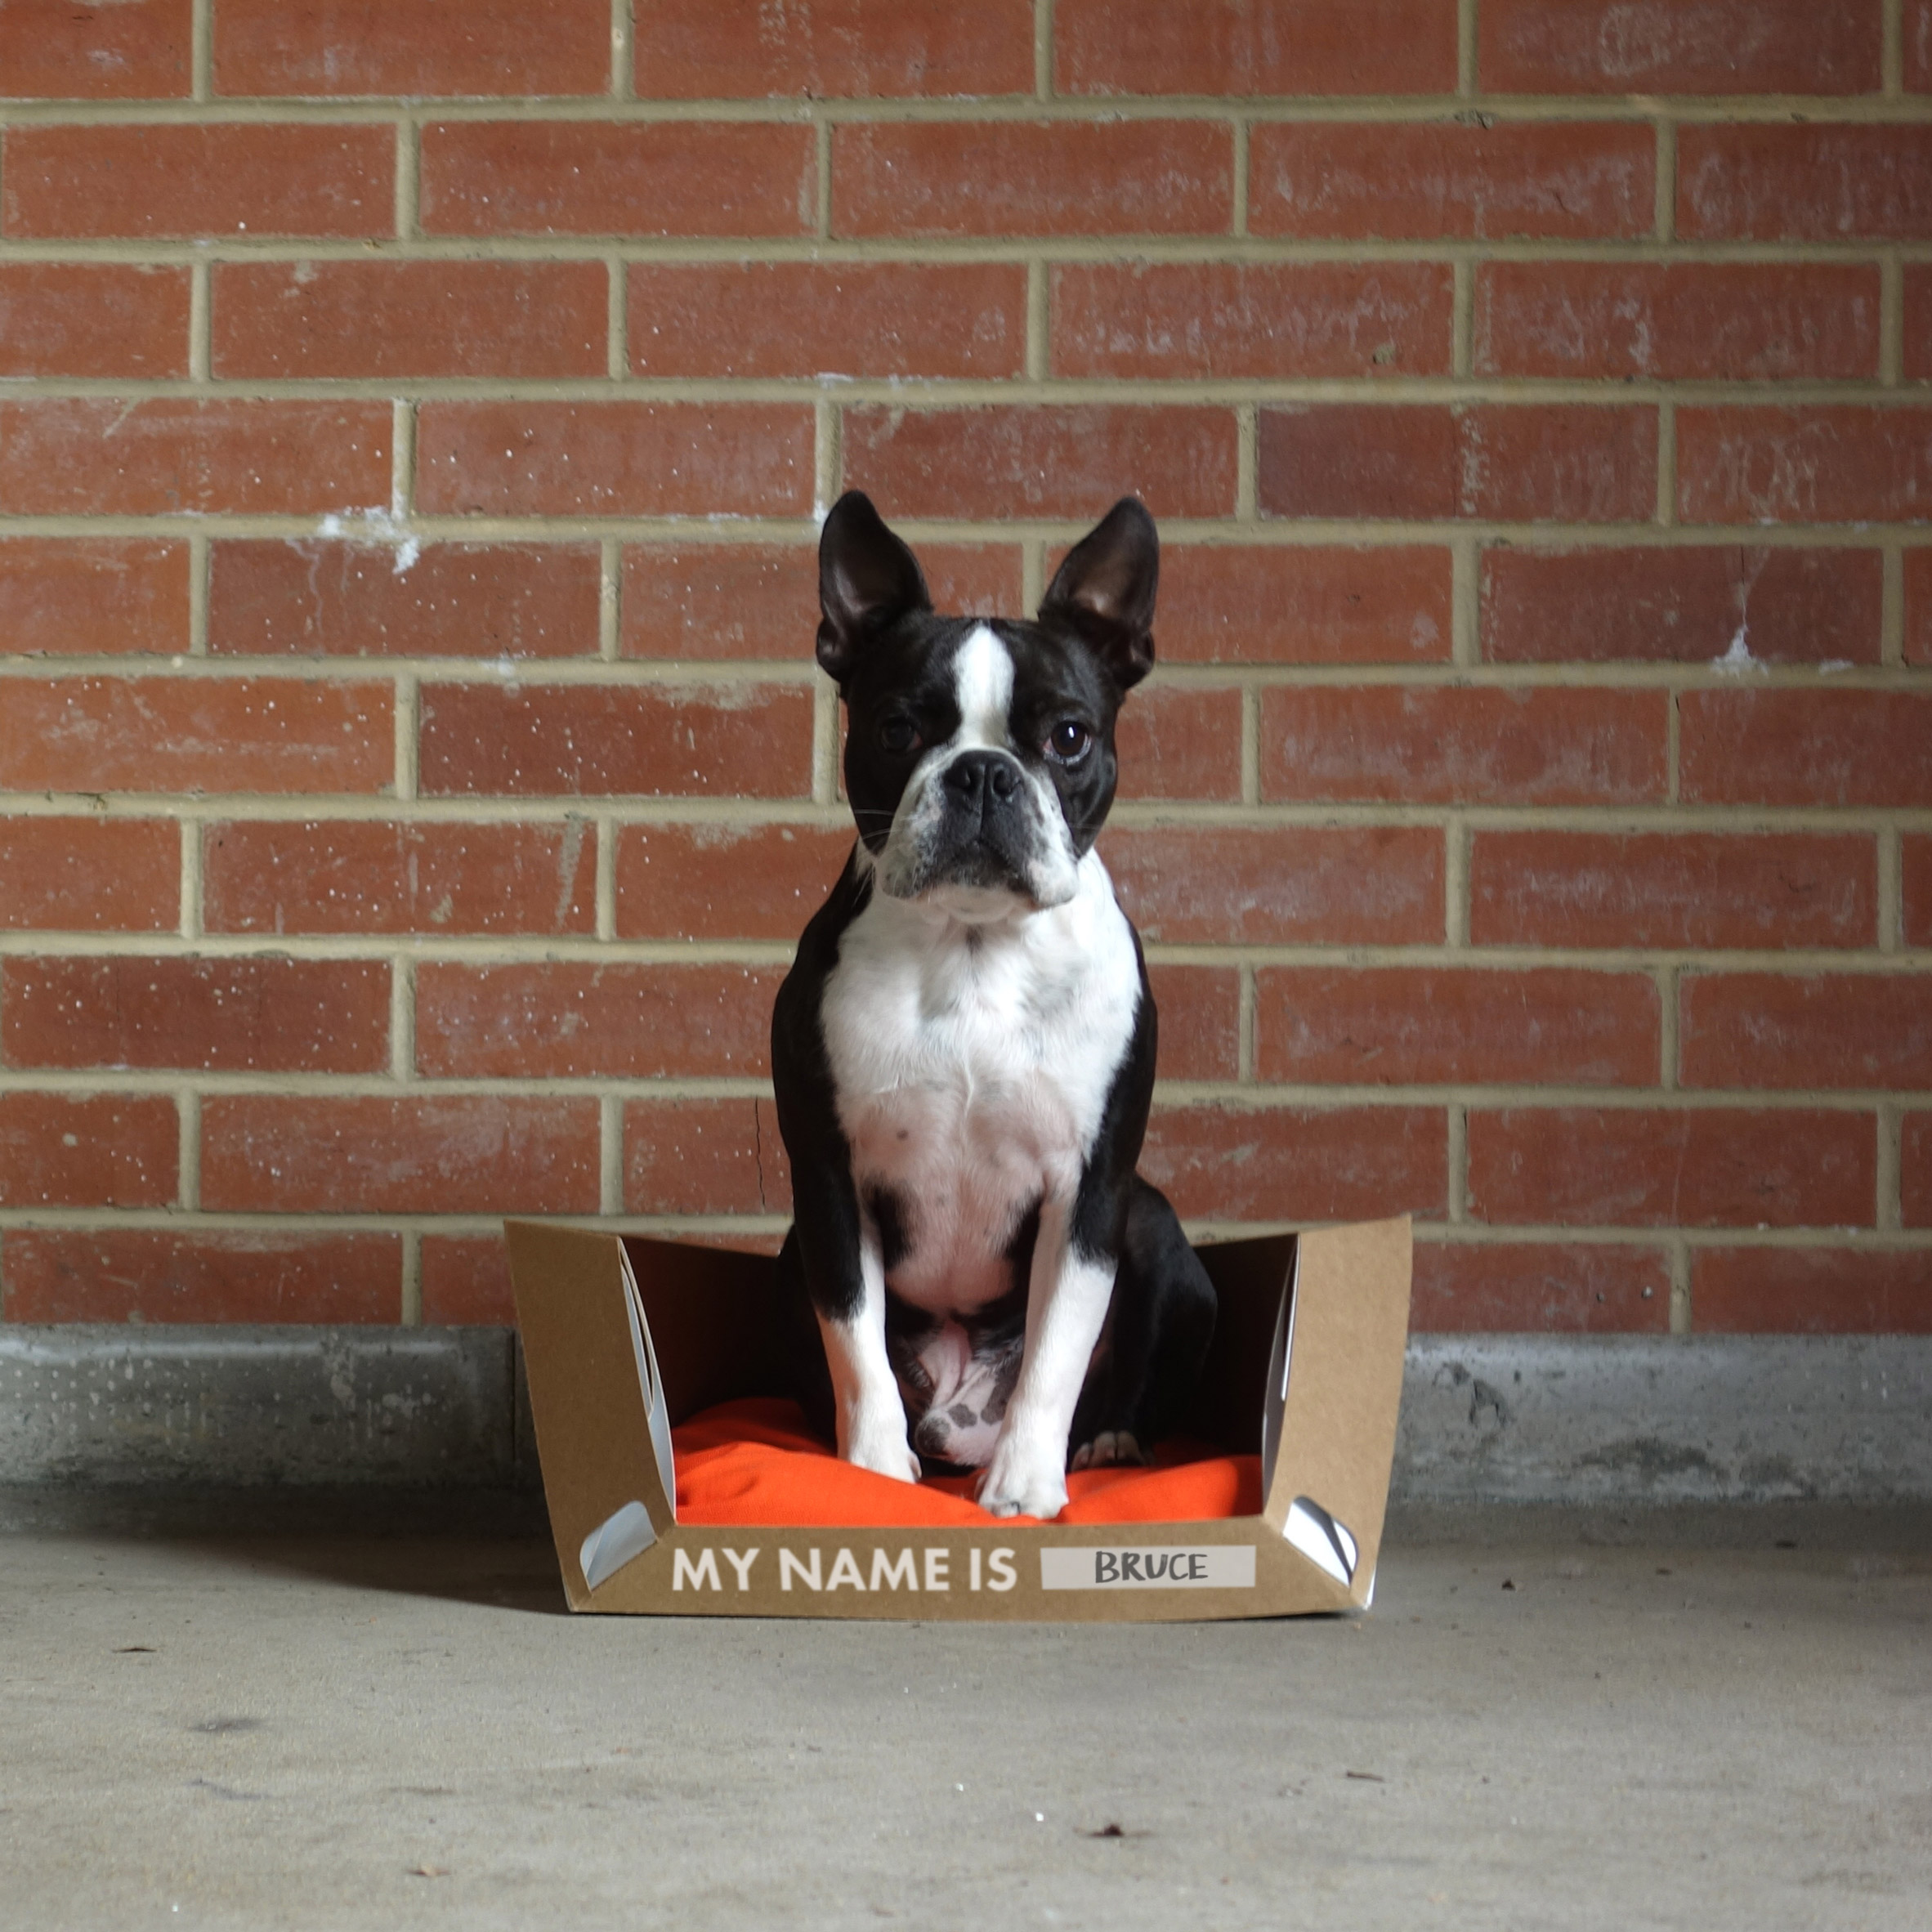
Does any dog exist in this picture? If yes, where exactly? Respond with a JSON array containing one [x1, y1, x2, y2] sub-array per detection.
[[770, 491, 1216, 1520]]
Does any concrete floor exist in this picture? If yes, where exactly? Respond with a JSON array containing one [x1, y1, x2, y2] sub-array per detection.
[[2, 1505, 1928, 1930]]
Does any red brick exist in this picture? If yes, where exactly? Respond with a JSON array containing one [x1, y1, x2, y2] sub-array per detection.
[[1475, 262, 1878, 382], [215, 0, 610, 96], [833, 122, 1232, 238], [1469, 831, 1877, 951], [0, 1094, 177, 1209], [0, 264, 189, 378], [414, 962, 780, 1078], [1155, 547, 1451, 665], [1261, 687, 1666, 806], [1908, 550, 1932, 666], [1250, 121, 1653, 240], [1469, 1107, 1876, 1230], [1677, 407, 1932, 524], [624, 1097, 792, 1216], [1256, 968, 1661, 1086], [1482, 545, 1882, 666], [0, 817, 179, 932], [628, 262, 1025, 379], [201, 1096, 601, 1214], [1907, 838, 1932, 948], [420, 1235, 516, 1326], [842, 406, 1237, 521], [0, 677, 392, 794], [1679, 691, 1932, 809], [2, 123, 392, 238], [615, 822, 852, 940], [2, 1230, 399, 1324], [1481, 0, 1881, 93], [1053, 262, 1451, 380], [1102, 826, 1443, 946], [0, 400, 388, 517], [0, 0, 189, 98], [208, 540, 600, 660], [1057, 0, 1456, 95], [1260, 404, 1657, 523], [416, 402, 812, 517], [419, 121, 815, 237], [1139, 1104, 1447, 1223], [212, 260, 606, 380], [418, 682, 812, 799], [622, 543, 1022, 660], [1692, 1248, 1932, 1335], [635, 0, 1032, 96], [1680, 975, 1932, 1092], [2, 955, 389, 1072], [1915, 2, 1932, 89], [1146, 966, 1241, 1083], [1113, 685, 1243, 802], [1412, 1242, 1670, 1333], [1679, 125, 1932, 240], [1907, 269, 1932, 382], [1905, 1116, 1932, 1225], [0, 539, 187, 656], [203, 820, 597, 937]]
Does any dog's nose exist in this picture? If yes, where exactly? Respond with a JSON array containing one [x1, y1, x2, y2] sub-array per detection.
[[943, 750, 1019, 805]]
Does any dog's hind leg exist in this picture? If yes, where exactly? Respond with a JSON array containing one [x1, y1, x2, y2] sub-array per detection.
[[1069, 1177, 1216, 1469]]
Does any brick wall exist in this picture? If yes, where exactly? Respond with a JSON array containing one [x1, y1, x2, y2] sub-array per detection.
[[2, 1, 1929, 1338]]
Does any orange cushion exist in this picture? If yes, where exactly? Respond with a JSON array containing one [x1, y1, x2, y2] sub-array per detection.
[[672, 1398, 1261, 1527]]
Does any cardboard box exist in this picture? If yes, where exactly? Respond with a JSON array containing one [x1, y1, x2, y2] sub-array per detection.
[[505, 1215, 1411, 1622]]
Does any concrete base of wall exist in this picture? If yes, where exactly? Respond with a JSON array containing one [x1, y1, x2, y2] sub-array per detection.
[[3, 1327, 1929, 1505]]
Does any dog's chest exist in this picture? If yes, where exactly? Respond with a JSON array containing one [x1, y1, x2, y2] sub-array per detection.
[[818, 866, 1139, 1312]]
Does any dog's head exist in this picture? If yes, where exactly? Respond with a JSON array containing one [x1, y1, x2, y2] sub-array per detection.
[[816, 491, 1158, 916]]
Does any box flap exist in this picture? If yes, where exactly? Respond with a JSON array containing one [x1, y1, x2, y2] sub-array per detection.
[[1257, 1215, 1412, 1603]]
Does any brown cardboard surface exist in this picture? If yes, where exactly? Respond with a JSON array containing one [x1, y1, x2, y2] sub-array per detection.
[[505, 1216, 1412, 1622]]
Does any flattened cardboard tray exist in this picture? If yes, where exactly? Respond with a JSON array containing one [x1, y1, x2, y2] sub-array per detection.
[[506, 1215, 1411, 1623]]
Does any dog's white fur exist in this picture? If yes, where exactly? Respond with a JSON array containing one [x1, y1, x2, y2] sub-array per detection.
[[815, 628, 1141, 1517]]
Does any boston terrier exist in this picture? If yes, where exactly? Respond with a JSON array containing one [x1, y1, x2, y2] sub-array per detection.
[[770, 491, 1216, 1520]]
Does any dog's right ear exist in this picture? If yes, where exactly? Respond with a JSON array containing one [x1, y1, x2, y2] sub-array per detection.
[[816, 491, 930, 686]]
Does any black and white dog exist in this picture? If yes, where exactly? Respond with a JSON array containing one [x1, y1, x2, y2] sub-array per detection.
[[771, 492, 1216, 1520]]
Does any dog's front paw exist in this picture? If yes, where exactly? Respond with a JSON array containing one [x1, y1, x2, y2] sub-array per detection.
[[1069, 1429, 1144, 1472], [975, 1435, 1069, 1520], [843, 1411, 921, 1485]]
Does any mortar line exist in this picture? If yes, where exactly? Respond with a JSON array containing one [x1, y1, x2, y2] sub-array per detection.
[[191, 0, 212, 101], [186, 530, 210, 655], [613, 0, 636, 100], [1885, 0, 1905, 96], [599, 536, 622, 660], [1655, 400, 1677, 527], [394, 117, 420, 241], [1879, 828, 1904, 954], [812, 677, 841, 806], [1451, 534, 1480, 665], [178, 1089, 201, 1212], [389, 397, 415, 519], [1658, 964, 1680, 1093], [1231, 117, 1250, 237], [1881, 253, 1904, 386], [393, 673, 420, 802], [1035, 0, 1054, 99], [607, 254, 628, 380], [1022, 537, 1046, 615], [815, 119, 833, 239], [187, 259, 211, 383], [1452, 254, 1474, 378], [1458, 0, 1478, 96], [814, 396, 841, 514], [391, 954, 415, 1083], [1239, 685, 1261, 803], [1669, 1240, 1693, 1335], [1236, 966, 1256, 1083], [1654, 120, 1677, 243], [1666, 687, 1681, 801], [1026, 258, 1050, 382], [1234, 401, 1259, 521], [1446, 1102, 1467, 1222], [1877, 1102, 1903, 1230], [602, 1093, 624, 1216], [1881, 546, 1907, 664], [596, 813, 619, 940], [400, 1229, 423, 1325], [1443, 816, 1469, 946], [178, 817, 202, 939]]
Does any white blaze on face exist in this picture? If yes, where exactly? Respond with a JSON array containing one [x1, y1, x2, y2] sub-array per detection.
[[950, 624, 1015, 749]]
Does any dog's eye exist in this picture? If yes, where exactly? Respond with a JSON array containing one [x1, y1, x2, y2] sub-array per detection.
[[878, 716, 920, 756], [1046, 720, 1093, 764]]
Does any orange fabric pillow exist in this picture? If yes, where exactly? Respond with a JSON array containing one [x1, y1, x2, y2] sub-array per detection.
[[672, 1398, 1262, 1527]]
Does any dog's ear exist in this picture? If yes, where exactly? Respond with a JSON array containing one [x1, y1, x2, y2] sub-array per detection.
[[816, 491, 930, 686], [1039, 496, 1159, 692]]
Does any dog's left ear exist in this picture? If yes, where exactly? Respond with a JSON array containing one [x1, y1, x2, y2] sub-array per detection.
[[817, 491, 930, 686], [1039, 496, 1159, 692]]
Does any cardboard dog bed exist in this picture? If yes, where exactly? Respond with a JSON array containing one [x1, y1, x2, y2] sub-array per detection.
[[507, 1215, 1411, 1622]]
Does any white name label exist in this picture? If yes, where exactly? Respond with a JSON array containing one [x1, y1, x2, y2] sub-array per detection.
[[1039, 1546, 1257, 1591]]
